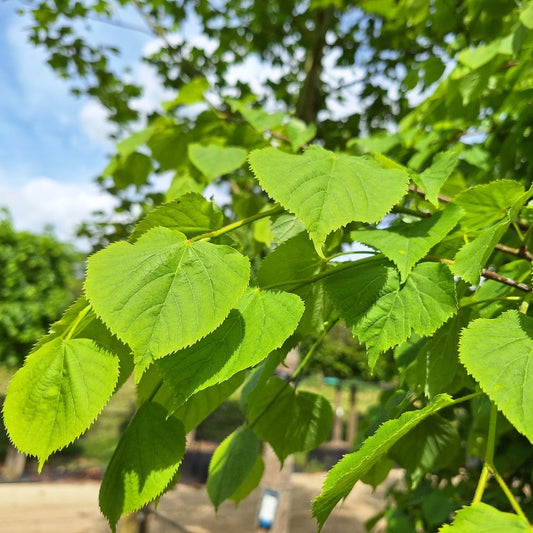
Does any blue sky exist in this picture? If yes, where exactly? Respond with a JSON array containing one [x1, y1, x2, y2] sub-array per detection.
[[0, 3, 242, 248], [0, 3, 158, 246]]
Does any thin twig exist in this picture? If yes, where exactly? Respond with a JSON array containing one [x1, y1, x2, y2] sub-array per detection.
[[494, 243, 533, 261], [481, 269, 532, 293], [408, 185, 451, 204], [428, 257, 532, 293]]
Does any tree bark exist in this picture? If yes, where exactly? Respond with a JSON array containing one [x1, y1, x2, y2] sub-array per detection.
[[296, 8, 333, 124], [118, 507, 150, 533]]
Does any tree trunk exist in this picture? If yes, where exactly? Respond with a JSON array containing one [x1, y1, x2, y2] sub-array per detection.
[[296, 8, 333, 124], [2, 444, 26, 480], [118, 507, 150, 533]]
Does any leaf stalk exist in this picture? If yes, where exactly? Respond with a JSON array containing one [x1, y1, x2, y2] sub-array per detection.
[[188, 204, 285, 243]]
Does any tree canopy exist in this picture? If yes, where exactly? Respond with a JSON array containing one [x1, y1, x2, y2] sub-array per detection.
[[0, 211, 80, 366], [4, 1, 533, 532]]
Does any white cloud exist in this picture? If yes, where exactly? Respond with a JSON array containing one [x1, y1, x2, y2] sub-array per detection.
[[225, 54, 285, 97], [79, 101, 114, 148], [0, 174, 116, 249], [132, 62, 174, 115]]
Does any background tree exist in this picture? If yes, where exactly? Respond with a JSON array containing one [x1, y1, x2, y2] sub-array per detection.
[[0, 210, 80, 367], [0, 209, 80, 479], [21, 0, 471, 246]]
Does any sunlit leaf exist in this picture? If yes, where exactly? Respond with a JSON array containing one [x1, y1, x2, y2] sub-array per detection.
[[85, 227, 250, 377], [250, 145, 409, 248]]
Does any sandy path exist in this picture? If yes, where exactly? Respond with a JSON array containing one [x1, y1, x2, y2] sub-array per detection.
[[0, 472, 395, 532]]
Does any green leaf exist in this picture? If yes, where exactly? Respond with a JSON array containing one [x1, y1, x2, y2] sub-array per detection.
[[240, 349, 288, 412], [207, 426, 261, 509], [389, 415, 460, 483], [360, 457, 394, 489], [157, 288, 304, 407], [454, 180, 525, 233], [348, 132, 401, 154], [324, 259, 398, 330], [230, 454, 265, 505], [165, 174, 204, 201], [457, 41, 501, 70], [422, 488, 458, 528], [130, 193, 223, 241], [359, 262, 456, 367], [247, 377, 333, 463], [417, 314, 466, 398], [188, 143, 247, 181], [113, 151, 152, 189], [229, 102, 286, 131], [352, 204, 463, 281], [450, 219, 509, 285], [148, 124, 188, 171], [281, 118, 316, 150], [249, 145, 409, 249], [257, 232, 323, 289], [459, 310, 533, 443], [312, 394, 453, 530], [326, 261, 457, 369], [163, 77, 209, 109], [439, 502, 530, 532], [3, 337, 119, 468], [99, 402, 186, 532], [116, 125, 156, 157], [269, 213, 306, 244], [413, 150, 461, 206], [257, 232, 330, 334], [451, 182, 532, 284], [85, 227, 250, 377], [520, 1, 533, 29], [173, 374, 245, 433], [32, 298, 133, 388]]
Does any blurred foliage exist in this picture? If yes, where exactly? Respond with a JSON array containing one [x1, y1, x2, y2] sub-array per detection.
[[302, 324, 394, 381], [0, 210, 81, 366]]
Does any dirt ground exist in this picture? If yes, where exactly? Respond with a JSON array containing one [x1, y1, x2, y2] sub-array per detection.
[[0, 471, 398, 533]]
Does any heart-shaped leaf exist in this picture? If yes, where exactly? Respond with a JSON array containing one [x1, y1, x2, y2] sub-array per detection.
[[158, 288, 304, 407], [459, 310, 533, 443], [188, 143, 247, 181], [440, 502, 530, 532], [249, 145, 409, 248], [247, 377, 333, 462], [85, 227, 250, 377], [3, 336, 119, 468]]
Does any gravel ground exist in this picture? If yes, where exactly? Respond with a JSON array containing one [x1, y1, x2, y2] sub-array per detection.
[[0, 471, 398, 533]]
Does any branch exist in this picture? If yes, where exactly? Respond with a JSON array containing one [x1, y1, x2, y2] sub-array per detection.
[[409, 185, 530, 232], [84, 14, 153, 36], [494, 243, 533, 261], [481, 269, 532, 293], [436, 258, 532, 293], [408, 185, 451, 204]]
